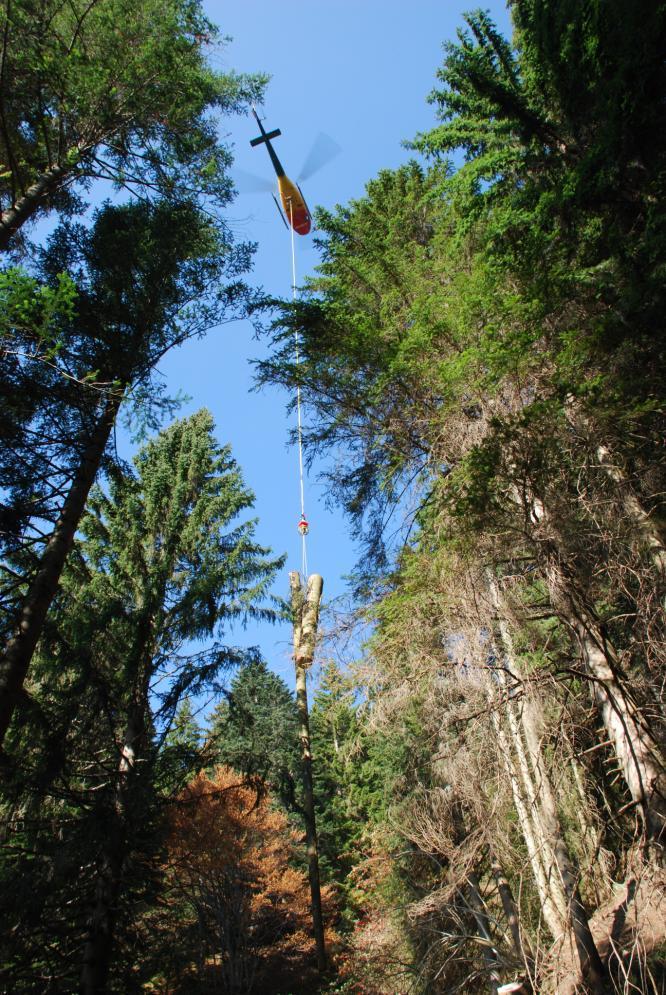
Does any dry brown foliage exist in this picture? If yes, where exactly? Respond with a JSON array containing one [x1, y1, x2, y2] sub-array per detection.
[[147, 766, 337, 995]]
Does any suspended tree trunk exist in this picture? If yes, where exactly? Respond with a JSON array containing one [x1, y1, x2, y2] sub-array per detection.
[[0, 392, 122, 749], [289, 571, 327, 973]]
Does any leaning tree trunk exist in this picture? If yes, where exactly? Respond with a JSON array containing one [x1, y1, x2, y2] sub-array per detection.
[[465, 870, 502, 994], [544, 559, 666, 845], [289, 571, 327, 973], [487, 573, 606, 993], [563, 402, 666, 575], [0, 393, 122, 749], [489, 851, 535, 972], [486, 662, 565, 938], [0, 160, 76, 251], [521, 487, 666, 845]]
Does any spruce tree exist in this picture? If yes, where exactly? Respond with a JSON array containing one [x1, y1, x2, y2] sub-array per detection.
[[0, 0, 266, 249], [0, 409, 281, 991], [0, 198, 255, 749]]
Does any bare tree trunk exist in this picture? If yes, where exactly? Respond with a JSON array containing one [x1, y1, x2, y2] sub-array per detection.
[[488, 574, 606, 993], [563, 402, 666, 574], [490, 853, 535, 969], [518, 694, 606, 992], [594, 444, 666, 574], [290, 571, 327, 973], [568, 605, 666, 844], [465, 870, 502, 994], [0, 394, 121, 749], [0, 161, 76, 250], [79, 834, 124, 995], [521, 486, 666, 844], [0, 165, 70, 250], [490, 700, 566, 938]]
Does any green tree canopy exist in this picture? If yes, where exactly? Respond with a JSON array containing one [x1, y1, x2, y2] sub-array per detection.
[[0, 197, 255, 745], [1, 409, 282, 990], [208, 659, 302, 811], [0, 0, 266, 249]]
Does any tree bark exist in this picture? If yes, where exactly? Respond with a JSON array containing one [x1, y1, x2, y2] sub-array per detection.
[[490, 696, 567, 938], [0, 393, 121, 748], [490, 853, 535, 969], [563, 402, 666, 574], [290, 571, 327, 973], [594, 444, 666, 575], [465, 870, 502, 994], [0, 160, 76, 250], [520, 486, 666, 844], [80, 703, 144, 994], [568, 604, 666, 844], [487, 573, 606, 993]]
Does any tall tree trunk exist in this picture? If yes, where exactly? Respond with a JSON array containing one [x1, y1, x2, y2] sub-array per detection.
[[490, 699, 567, 938], [80, 703, 144, 994], [0, 393, 121, 749], [290, 571, 327, 973], [521, 487, 666, 844], [563, 402, 666, 574], [488, 573, 606, 992], [465, 870, 501, 994], [567, 600, 666, 844], [79, 833, 125, 995], [594, 444, 666, 575], [517, 693, 606, 992]]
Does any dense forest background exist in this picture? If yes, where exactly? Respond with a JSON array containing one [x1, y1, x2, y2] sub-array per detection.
[[1, 1, 665, 993]]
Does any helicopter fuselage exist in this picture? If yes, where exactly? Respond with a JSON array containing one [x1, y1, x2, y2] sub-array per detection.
[[250, 109, 312, 235]]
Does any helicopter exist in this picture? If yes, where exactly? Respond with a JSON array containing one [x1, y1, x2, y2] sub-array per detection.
[[249, 106, 339, 235]]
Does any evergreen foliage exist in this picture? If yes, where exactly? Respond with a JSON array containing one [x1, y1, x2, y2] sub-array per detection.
[[0, 196, 255, 745], [256, 3, 666, 991], [0, 410, 281, 991], [0, 0, 266, 249], [2, 2, 666, 992], [208, 659, 302, 811]]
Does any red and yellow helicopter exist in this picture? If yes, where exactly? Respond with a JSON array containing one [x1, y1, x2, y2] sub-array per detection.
[[249, 107, 339, 236]]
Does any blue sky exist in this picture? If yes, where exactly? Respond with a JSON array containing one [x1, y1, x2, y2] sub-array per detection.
[[155, 1, 513, 691]]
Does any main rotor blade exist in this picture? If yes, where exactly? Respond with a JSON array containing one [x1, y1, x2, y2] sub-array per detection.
[[232, 168, 275, 194], [298, 132, 341, 183]]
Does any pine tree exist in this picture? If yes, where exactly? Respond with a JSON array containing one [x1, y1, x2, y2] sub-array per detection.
[[256, 4, 666, 988]]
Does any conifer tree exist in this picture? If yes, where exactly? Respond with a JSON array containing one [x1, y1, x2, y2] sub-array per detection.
[[0, 409, 281, 991], [0, 198, 254, 749], [208, 659, 302, 812], [257, 4, 666, 987], [0, 0, 266, 249]]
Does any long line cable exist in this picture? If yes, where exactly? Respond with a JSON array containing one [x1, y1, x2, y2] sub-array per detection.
[[289, 199, 308, 579]]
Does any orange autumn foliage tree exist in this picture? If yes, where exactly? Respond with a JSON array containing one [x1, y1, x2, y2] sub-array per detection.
[[160, 766, 330, 995]]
